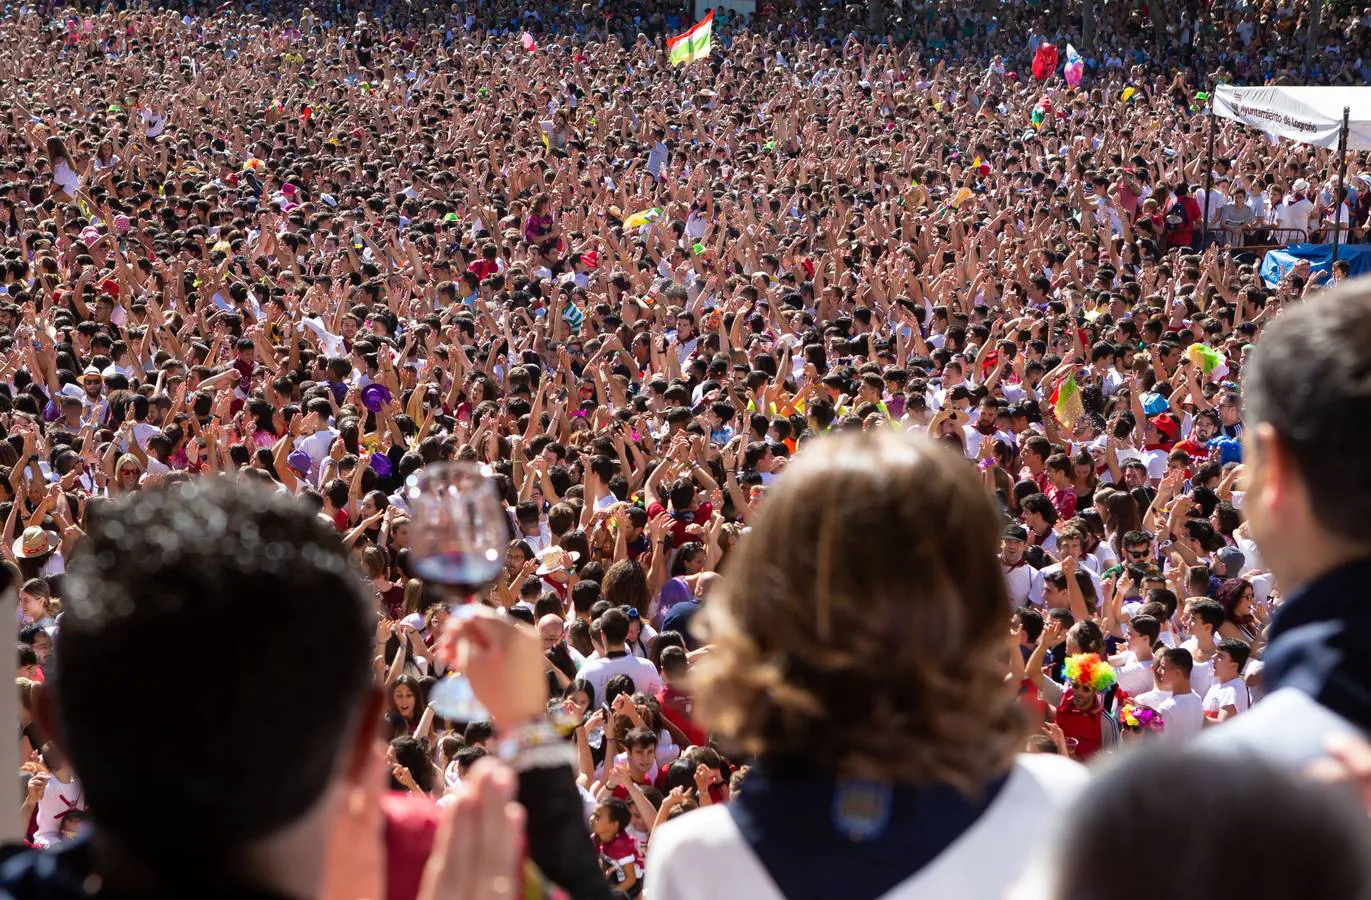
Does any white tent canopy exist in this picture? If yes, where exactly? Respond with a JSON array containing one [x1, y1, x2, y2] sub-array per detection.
[[1212, 85, 1371, 152]]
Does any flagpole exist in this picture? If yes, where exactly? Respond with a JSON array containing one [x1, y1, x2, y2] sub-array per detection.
[[1201, 87, 1216, 250], [1332, 106, 1350, 264]]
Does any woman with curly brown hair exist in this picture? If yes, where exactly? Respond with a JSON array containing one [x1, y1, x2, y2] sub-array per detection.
[[647, 430, 1088, 900]]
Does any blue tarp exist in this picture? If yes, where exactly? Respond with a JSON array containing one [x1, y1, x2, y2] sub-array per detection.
[[1261, 243, 1371, 286]]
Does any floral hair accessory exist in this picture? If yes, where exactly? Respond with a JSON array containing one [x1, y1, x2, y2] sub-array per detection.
[[1064, 653, 1116, 692], [1119, 699, 1166, 734]]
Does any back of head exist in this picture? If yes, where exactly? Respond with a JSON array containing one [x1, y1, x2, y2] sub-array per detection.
[[1243, 284, 1371, 549], [1042, 747, 1371, 900], [56, 481, 374, 861], [694, 430, 1020, 790]]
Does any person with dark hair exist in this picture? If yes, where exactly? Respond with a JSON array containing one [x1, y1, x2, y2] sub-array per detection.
[[1020, 493, 1059, 556], [1029, 747, 1371, 900], [1108, 614, 1160, 698], [0, 480, 614, 899], [16, 644, 38, 681], [389, 734, 439, 796], [1199, 283, 1371, 762], [580, 608, 663, 701], [1001, 524, 1045, 608], [1134, 648, 1204, 740], [1203, 639, 1253, 724], [591, 797, 642, 897], [1180, 598, 1229, 699], [2, 480, 378, 887]]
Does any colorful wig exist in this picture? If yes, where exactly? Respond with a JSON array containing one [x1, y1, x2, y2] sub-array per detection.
[[1064, 653, 1117, 693]]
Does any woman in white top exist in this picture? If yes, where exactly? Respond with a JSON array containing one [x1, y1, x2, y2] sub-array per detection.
[[648, 432, 1088, 900], [45, 136, 83, 203]]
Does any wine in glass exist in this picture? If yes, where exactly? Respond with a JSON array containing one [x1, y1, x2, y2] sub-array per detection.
[[405, 461, 509, 721]]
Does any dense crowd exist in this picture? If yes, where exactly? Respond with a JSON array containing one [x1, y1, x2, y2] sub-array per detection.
[[4, 0, 1371, 899]]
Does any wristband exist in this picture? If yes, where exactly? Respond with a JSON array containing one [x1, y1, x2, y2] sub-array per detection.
[[497, 720, 576, 772]]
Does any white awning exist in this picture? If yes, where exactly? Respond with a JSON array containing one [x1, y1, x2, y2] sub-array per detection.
[[1212, 85, 1371, 151]]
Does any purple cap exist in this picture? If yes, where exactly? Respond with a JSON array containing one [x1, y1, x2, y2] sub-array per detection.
[[369, 452, 392, 478], [361, 382, 393, 413], [287, 449, 312, 474], [656, 576, 692, 619]]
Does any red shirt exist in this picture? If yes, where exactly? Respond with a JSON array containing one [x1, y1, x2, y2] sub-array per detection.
[[467, 258, 498, 280], [646, 501, 712, 547], [655, 685, 707, 748], [1056, 692, 1106, 761], [594, 832, 643, 888], [1164, 196, 1202, 248], [231, 355, 254, 391], [1047, 484, 1077, 520]]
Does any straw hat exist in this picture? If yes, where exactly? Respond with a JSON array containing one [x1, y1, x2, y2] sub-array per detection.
[[535, 547, 581, 576], [13, 526, 58, 560]]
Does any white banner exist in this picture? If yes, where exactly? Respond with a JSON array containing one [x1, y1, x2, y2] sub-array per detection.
[[1213, 85, 1371, 152]]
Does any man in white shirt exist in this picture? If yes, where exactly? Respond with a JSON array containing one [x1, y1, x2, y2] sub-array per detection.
[[1141, 647, 1205, 740], [1109, 615, 1159, 697], [1270, 179, 1316, 240], [289, 401, 340, 484], [1199, 287, 1371, 766], [1194, 177, 1227, 231], [1001, 525, 1045, 608], [578, 609, 663, 702], [1202, 638, 1252, 724]]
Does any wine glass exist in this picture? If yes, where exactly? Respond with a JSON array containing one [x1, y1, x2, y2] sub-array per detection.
[[405, 461, 509, 721]]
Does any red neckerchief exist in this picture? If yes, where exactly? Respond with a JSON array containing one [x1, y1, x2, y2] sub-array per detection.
[[1062, 687, 1103, 717], [1002, 557, 1029, 570]]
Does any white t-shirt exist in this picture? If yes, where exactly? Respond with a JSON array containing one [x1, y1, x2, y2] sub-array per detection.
[[1179, 639, 1215, 698], [1112, 653, 1155, 698], [1138, 689, 1205, 740], [1085, 537, 1118, 573], [1202, 676, 1250, 719], [578, 651, 663, 702], [33, 774, 83, 848], [1272, 197, 1314, 234], [647, 754, 1088, 900], [1189, 657, 1214, 700], [142, 109, 167, 138], [1003, 562, 1045, 608], [292, 428, 340, 481], [52, 160, 81, 196]]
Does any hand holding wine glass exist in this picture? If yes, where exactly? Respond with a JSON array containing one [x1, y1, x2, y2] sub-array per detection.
[[434, 607, 547, 726], [406, 461, 510, 720]]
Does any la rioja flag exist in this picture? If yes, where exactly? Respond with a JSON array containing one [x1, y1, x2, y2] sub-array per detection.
[[667, 10, 713, 66]]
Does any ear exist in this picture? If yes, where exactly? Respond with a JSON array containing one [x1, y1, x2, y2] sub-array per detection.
[[343, 685, 385, 787], [1247, 422, 1295, 513]]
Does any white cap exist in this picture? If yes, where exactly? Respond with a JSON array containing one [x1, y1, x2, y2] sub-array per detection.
[[1293, 178, 1310, 192]]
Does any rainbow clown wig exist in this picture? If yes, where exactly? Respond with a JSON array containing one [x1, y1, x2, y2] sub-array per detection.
[[1064, 653, 1117, 693]]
